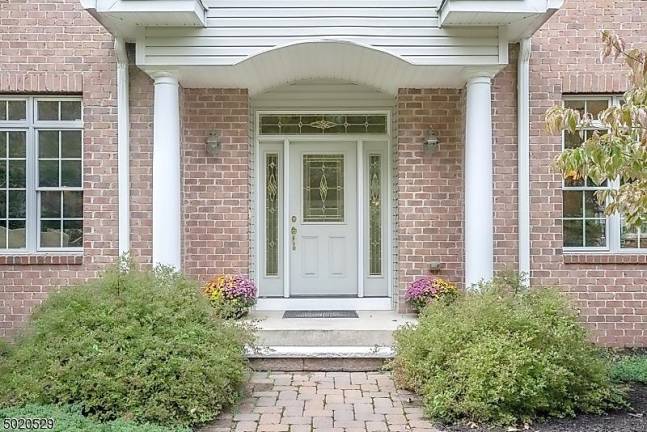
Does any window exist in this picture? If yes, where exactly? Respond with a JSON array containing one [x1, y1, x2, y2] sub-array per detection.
[[0, 97, 83, 252], [561, 96, 644, 252]]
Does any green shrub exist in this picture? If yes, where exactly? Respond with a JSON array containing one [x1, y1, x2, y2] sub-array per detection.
[[0, 339, 11, 358], [611, 355, 647, 383], [392, 276, 626, 425], [0, 262, 253, 428], [0, 405, 187, 432]]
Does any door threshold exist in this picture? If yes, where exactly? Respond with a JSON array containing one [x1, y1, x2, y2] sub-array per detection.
[[255, 297, 392, 311]]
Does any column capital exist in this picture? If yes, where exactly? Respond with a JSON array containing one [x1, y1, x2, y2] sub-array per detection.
[[466, 75, 492, 87], [150, 72, 179, 86], [462, 68, 497, 85]]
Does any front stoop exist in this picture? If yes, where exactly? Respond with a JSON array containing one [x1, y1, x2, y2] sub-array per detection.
[[246, 311, 417, 372]]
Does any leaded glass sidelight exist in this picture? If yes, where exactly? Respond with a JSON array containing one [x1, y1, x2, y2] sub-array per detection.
[[368, 155, 382, 276], [303, 154, 344, 223], [265, 154, 279, 276]]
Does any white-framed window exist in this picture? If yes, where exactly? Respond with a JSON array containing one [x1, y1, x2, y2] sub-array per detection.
[[562, 95, 646, 253], [0, 96, 83, 253]]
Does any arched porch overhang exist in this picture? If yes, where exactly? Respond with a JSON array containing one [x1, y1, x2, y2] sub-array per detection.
[[140, 39, 505, 96]]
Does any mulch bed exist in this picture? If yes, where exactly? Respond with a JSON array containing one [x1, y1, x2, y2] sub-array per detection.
[[441, 384, 646, 432]]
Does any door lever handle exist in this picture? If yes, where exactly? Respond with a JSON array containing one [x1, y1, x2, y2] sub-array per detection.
[[290, 226, 297, 251]]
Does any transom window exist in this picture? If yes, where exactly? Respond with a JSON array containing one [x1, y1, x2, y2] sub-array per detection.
[[562, 96, 645, 252], [259, 114, 388, 135], [0, 96, 83, 252]]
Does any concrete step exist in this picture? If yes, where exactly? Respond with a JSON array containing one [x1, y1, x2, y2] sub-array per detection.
[[248, 310, 416, 348], [245, 310, 416, 371]]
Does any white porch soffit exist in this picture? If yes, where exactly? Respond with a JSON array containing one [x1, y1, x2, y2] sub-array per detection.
[[439, 0, 564, 40], [81, 0, 562, 95], [80, 0, 207, 36]]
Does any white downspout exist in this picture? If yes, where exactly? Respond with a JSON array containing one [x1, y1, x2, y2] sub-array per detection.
[[518, 38, 531, 282], [115, 39, 131, 255]]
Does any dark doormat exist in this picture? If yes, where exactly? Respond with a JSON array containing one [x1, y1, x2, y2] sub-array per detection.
[[282, 310, 359, 319]]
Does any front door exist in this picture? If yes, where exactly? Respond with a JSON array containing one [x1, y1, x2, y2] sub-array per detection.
[[289, 141, 357, 296]]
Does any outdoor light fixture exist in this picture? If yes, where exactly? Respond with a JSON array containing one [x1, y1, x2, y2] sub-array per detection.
[[206, 131, 220, 155], [424, 129, 440, 153]]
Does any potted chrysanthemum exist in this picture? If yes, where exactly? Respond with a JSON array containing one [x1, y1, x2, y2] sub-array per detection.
[[405, 276, 458, 314], [203, 274, 257, 319]]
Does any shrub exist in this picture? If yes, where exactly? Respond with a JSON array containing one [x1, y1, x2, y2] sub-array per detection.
[[392, 276, 626, 425], [0, 339, 10, 358], [203, 274, 257, 319], [611, 354, 647, 384], [404, 276, 458, 313], [0, 262, 253, 428], [0, 405, 188, 432]]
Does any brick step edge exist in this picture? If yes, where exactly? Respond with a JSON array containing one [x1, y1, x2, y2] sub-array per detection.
[[246, 345, 394, 359], [249, 356, 388, 372]]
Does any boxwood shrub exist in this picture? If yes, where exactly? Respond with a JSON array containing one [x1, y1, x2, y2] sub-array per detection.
[[392, 276, 626, 425], [0, 405, 188, 432], [0, 262, 253, 428]]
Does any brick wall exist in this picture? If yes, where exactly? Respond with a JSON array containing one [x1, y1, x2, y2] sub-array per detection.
[[396, 89, 464, 312], [492, 47, 520, 271], [128, 68, 154, 265], [0, 0, 118, 338], [181, 88, 250, 281], [527, 0, 647, 346]]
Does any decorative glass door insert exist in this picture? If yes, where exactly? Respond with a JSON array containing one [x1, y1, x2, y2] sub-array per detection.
[[260, 114, 387, 135], [265, 153, 279, 276], [368, 154, 382, 276], [303, 154, 344, 223]]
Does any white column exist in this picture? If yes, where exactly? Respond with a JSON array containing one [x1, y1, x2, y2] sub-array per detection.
[[153, 75, 182, 268], [464, 75, 493, 287]]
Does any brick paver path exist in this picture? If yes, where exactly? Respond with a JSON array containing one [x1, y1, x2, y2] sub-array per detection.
[[201, 372, 442, 432]]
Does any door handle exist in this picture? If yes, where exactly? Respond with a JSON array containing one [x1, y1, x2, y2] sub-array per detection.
[[291, 226, 297, 251]]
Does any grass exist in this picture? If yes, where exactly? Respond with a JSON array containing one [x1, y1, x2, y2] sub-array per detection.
[[0, 405, 188, 432], [611, 354, 647, 384]]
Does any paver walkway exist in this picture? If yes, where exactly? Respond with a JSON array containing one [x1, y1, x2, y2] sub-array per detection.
[[201, 371, 441, 432]]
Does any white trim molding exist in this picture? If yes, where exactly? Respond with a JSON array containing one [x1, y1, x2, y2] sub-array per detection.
[[152, 74, 182, 268], [115, 38, 131, 256], [518, 38, 531, 281], [464, 74, 494, 287]]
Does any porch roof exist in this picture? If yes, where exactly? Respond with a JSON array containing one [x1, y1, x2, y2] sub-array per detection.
[[81, 0, 562, 93]]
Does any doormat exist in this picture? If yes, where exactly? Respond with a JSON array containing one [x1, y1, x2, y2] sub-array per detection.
[[283, 310, 359, 319]]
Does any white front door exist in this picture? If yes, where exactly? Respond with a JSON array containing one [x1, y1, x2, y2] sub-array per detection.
[[289, 141, 357, 296]]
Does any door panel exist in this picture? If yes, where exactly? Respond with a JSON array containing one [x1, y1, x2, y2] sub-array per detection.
[[301, 235, 319, 277], [289, 141, 357, 296]]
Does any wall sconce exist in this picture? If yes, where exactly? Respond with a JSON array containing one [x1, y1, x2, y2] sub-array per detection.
[[206, 131, 220, 155], [424, 129, 440, 153]]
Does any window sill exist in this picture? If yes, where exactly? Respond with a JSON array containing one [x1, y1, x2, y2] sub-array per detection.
[[0, 254, 83, 266], [563, 253, 647, 265]]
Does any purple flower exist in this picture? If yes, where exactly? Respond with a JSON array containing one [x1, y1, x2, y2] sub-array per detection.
[[221, 275, 256, 301], [405, 277, 438, 301]]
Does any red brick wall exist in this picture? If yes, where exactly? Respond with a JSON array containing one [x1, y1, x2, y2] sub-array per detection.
[[527, 0, 647, 346], [128, 68, 154, 265], [0, 0, 118, 338], [181, 88, 250, 281], [396, 89, 464, 312], [492, 47, 520, 271]]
